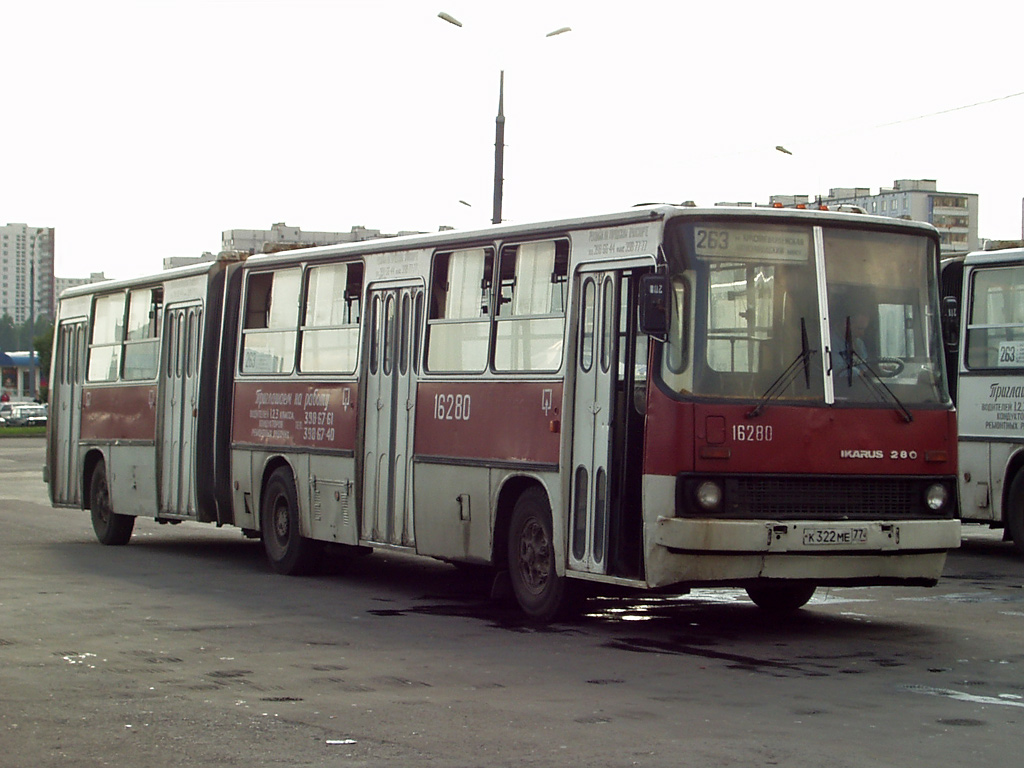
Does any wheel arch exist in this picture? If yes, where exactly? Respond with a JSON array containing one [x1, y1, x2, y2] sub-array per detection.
[[1001, 449, 1024, 526], [257, 454, 323, 574], [258, 455, 296, 522], [81, 448, 107, 510], [492, 474, 553, 571]]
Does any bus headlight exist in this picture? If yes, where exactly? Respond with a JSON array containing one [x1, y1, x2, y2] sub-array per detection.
[[924, 483, 949, 511], [695, 480, 723, 511]]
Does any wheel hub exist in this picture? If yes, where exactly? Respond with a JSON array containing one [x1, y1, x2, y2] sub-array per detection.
[[273, 500, 289, 541], [518, 517, 550, 593]]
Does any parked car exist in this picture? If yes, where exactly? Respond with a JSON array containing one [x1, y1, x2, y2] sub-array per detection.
[[7, 403, 47, 427], [0, 402, 13, 426]]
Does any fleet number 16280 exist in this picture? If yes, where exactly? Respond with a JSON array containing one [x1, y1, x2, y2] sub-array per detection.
[[732, 424, 773, 441]]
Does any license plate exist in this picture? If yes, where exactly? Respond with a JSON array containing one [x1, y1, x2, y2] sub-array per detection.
[[802, 527, 869, 546]]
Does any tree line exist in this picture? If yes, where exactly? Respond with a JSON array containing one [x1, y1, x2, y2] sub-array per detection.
[[0, 314, 52, 353]]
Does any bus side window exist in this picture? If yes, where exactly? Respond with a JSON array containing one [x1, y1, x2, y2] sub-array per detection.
[[87, 292, 127, 382], [300, 261, 363, 375], [245, 274, 272, 329], [240, 269, 301, 374], [966, 266, 1024, 369], [122, 287, 163, 381], [493, 239, 568, 372], [425, 248, 493, 372]]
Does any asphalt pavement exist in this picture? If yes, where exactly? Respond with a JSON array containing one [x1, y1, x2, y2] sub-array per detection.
[[2, 437, 1022, 767]]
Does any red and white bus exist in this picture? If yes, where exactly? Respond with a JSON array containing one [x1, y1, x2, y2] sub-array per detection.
[[45, 205, 960, 620]]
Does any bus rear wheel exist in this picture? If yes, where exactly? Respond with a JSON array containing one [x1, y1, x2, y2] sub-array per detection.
[[745, 583, 816, 613], [261, 467, 323, 575], [507, 487, 574, 622], [89, 461, 135, 545]]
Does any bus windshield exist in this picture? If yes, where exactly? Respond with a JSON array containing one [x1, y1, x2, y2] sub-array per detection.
[[661, 219, 948, 407]]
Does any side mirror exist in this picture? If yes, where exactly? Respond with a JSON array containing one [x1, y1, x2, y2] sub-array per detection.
[[941, 295, 959, 351], [639, 273, 669, 339]]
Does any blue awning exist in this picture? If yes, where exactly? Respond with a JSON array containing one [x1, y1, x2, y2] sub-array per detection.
[[1, 352, 38, 367]]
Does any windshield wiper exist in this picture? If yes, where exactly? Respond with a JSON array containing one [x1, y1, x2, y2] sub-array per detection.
[[844, 317, 854, 387], [837, 345, 914, 424], [747, 318, 815, 419]]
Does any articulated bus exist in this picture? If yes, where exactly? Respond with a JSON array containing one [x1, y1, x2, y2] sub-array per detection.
[[45, 206, 960, 620], [942, 243, 1024, 556]]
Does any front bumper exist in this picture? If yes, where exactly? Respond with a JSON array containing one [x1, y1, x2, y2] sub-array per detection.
[[642, 517, 961, 589], [654, 517, 961, 554]]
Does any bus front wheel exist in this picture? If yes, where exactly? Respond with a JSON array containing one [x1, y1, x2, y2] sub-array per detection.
[[507, 487, 574, 622], [745, 583, 816, 613], [1006, 473, 1024, 558], [260, 467, 323, 575], [89, 461, 135, 546]]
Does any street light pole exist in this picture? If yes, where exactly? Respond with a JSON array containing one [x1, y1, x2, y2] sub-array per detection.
[[438, 12, 570, 225], [29, 257, 35, 399], [493, 71, 505, 225]]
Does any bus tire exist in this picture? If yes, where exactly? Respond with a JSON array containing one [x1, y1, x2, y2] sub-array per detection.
[[89, 461, 135, 546], [746, 583, 816, 613], [1006, 472, 1024, 558], [261, 466, 323, 576], [507, 487, 572, 622]]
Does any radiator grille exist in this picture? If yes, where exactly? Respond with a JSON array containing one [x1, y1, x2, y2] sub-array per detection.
[[733, 477, 921, 518], [677, 475, 951, 520]]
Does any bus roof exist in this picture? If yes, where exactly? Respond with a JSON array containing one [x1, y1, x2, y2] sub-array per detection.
[[964, 245, 1024, 267], [55, 253, 241, 302], [56, 205, 941, 300], [238, 204, 939, 269]]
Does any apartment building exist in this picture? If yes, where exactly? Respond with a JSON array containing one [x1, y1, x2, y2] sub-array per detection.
[[221, 222, 393, 255], [820, 180, 979, 255], [1, 223, 54, 322]]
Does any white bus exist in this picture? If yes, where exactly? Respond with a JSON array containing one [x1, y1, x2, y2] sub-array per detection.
[[949, 243, 1024, 555]]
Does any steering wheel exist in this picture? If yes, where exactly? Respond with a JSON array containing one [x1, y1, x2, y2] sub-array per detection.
[[871, 357, 905, 378]]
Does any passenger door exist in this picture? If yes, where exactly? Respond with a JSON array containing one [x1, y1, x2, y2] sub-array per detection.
[[569, 265, 648, 577], [570, 270, 621, 574], [361, 283, 424, 546], [51, 320, 87, 505], [158, 303, 203, 516]]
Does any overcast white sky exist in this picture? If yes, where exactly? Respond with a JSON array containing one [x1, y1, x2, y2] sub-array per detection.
[[3, 0, 1022, 279]]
